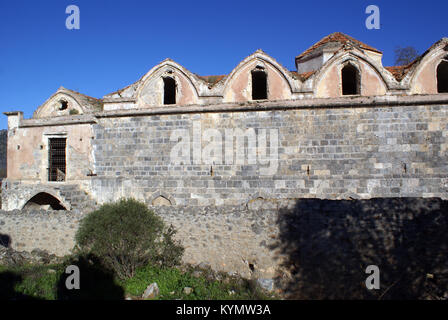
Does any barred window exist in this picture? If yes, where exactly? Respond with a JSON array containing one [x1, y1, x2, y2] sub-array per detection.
[[48, 138, 66, 182]]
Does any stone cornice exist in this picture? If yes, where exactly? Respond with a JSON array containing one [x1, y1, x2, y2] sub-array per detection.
[[95, 94, 448, 118], [14, 94, 448, 127]]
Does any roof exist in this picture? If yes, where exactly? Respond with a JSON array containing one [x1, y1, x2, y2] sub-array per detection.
[[295, 32, 382, 61], [196, 75, 226, 87], [290, 71, 316, 81], [52, 87, 103, 111], [385, 65, 410, 81], [385, 37, 448, 81]]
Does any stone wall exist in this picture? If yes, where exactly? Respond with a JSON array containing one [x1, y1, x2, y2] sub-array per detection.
[[153, 204, 280, 279], [0, 209, 84, 256], [0, 197, 447, 299], [90, 103, 448, 206], [1, 180, 96, 211], [0, 203, 282, 278], [273, 197, 448, 299]]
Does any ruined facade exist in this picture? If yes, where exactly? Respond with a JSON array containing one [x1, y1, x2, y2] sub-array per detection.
[[1, 32, 448, 276]]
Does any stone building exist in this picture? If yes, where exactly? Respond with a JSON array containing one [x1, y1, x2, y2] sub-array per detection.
[[2, 32, 448, 211], [2, 32, 448, 278]]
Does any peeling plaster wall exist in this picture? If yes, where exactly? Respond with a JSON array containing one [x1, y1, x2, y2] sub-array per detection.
[[35, 93, 84, 118], [137, 69, 198, 107], [315, 59, 387, 98], [223, 62, 292, 102], [410, 53, 446, 94], [6, 124, 94, 182], [7, 126, 44, 181]]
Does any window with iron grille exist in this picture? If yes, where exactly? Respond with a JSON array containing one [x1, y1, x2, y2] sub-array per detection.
[[48, 138, 66, 182]]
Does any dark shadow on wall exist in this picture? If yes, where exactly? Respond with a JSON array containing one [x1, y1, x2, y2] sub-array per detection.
[[57, 254, 125, 300], [272, 198, 448, 300]]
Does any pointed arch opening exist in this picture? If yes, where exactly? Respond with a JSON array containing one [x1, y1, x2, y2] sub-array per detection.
[[251, 68, 268, 100], [152, 195, 172, 206], [341, 64, 360, 95], [23, 192, 67, 210], [163, 77, 176, 105], [437, 58, 448, 93]]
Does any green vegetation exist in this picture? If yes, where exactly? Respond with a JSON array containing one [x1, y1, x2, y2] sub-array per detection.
[[0, 262, 276, 300], [122, 264, 273, 300], [75, 198, 184, 280], [69, 109, 79, 115], [0, 263, 64, 300], [0, 199, 277, 300]]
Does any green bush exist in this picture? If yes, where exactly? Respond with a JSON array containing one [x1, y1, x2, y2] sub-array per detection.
[[75, 198, 184, 280], [69, 109, 79, 115]]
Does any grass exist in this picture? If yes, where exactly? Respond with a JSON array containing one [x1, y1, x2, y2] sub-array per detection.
[[0, 263, 65, 300], [123, 264, 274, 300], [0, 262, 277, 300]]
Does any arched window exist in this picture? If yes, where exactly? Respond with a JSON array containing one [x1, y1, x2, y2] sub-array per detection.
[[437, 58, 448, 93], [341, 64, 360, 95], [251, 68, 268, 100], [163, 77, 176, 105]]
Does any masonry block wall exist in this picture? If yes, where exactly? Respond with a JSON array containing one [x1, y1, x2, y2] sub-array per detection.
[[1, 98, 448, 279], [89, 102, 448, 206]]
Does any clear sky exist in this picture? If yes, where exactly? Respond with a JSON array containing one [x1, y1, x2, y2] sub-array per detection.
[[0, 0, 447, 129]]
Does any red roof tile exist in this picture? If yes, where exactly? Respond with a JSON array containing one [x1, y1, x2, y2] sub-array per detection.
[[290, 71, 316, 81], [296, 32, 382, 61], [197, 75, 226, 87], [385, 66, 408, 81]]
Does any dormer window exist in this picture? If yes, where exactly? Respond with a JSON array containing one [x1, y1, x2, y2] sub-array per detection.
[[341, 64, 360, 95], [437, 57, 448, 93], [163, 77, 176, 105], [251, 68, 268, 100]]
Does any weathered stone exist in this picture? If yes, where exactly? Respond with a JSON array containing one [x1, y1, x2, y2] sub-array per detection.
[[192, 270, 202, 278], [183, 287, 193, 295], [257, 278, 275, 292], [142, 283, 159, 299], [0, 244, 61, 266]]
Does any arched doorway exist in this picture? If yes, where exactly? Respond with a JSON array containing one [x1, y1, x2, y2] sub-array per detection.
[[23, 192, 67, 210]]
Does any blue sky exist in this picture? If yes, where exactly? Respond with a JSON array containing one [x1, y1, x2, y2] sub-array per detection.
[[0, 0, 447, 129]]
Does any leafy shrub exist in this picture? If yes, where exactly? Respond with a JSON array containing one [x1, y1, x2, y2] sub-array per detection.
[[75, 198, 184, 280], [69, 109, 79, 115]]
